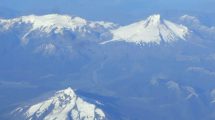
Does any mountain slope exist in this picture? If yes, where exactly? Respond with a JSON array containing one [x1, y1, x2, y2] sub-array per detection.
[[0, 14, 117, 56], [102, 14, 189, 44], [13, 88, 106, 120], [0, 14, 116, 33], [0, 14, 116, 45], [0, 14, 191, 57]]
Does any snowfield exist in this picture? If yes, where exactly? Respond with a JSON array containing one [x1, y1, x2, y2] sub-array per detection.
[[13, 88, 106, 120]]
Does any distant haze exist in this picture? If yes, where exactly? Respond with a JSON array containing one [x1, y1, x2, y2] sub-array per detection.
[[0, 0, 215, 24]]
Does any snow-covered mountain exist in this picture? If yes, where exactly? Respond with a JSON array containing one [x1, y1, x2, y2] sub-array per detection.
[[1, 14, 215, 120], [0, 14, 116, 34], [0, 14, 191, 57], [0, 14, 190, 46], [103, 14, 189, 44], [13, 88, 106, 120], [0, 14, 118, 56]]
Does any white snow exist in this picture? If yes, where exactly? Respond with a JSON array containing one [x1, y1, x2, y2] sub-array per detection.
[[89, 21, 117, 29], [0, 14, 189, 46], [15, 87, 105, 120], [0, 14, 118, 48], [0, 14, 118, 56], [102, 14, 189, 44], [35, 43, 57, 55], [0, 14, 87, 34], [0, 14, 116, 34], [20, 14, 87, 34]]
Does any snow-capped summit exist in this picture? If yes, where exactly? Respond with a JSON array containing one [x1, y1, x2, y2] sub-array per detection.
[[0, 14, 116, 33], [13, 87, 106, 120], [102, 14, 189, 44], [0, 14, 86, 33], [0, 14, 117, 45], [20, 14, 88, 33], [145, 14, 161, 25], [0, 14, 117, 55]]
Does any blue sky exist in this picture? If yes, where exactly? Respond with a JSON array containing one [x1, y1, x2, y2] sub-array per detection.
[[0, 0, 215, 24]]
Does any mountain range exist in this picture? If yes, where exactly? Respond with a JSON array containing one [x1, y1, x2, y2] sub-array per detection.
[[1, 14, 215, 120]]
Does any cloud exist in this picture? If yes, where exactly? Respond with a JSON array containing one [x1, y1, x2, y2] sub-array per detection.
[[166, 81, 180, 91], [187, 67, 215, 76], [184, 86, 198, 100], [0, 80, 37, 88], [180, 15, 215, 40]]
